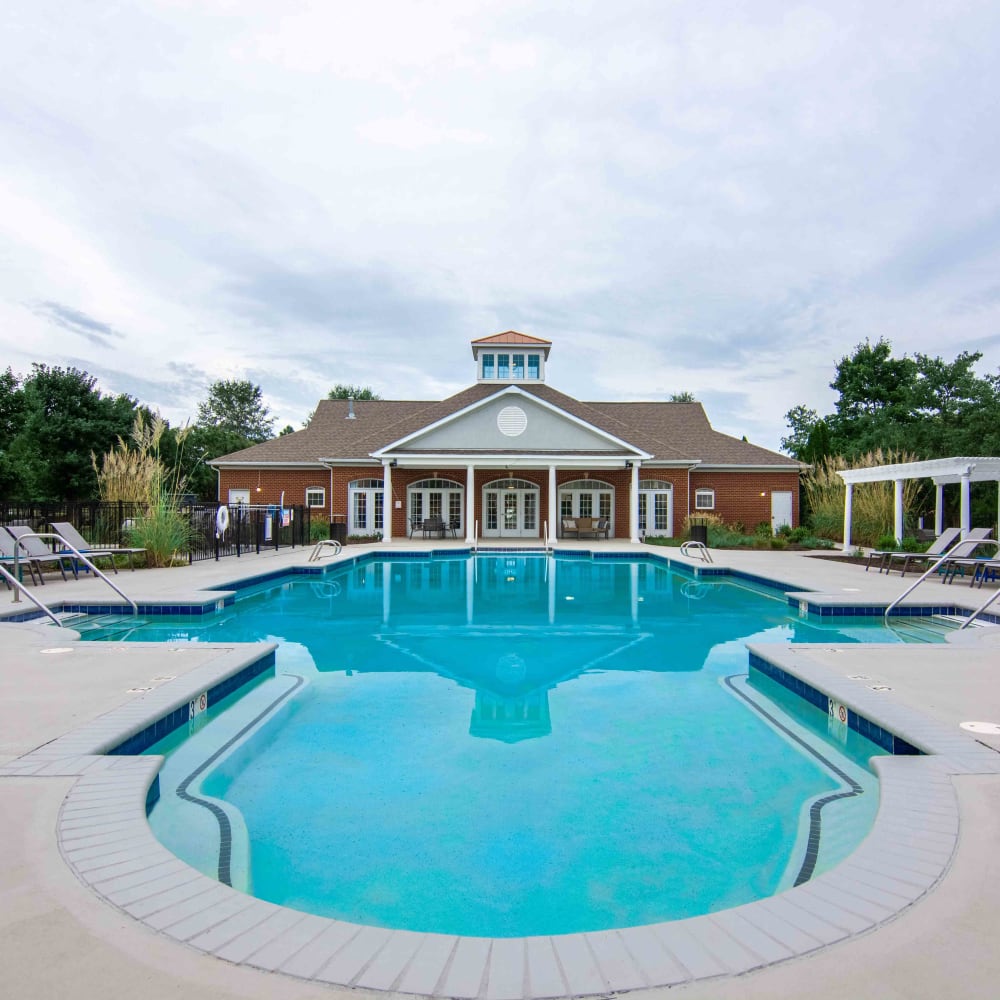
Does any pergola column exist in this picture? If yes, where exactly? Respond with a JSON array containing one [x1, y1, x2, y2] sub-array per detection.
[[548, 464, 558, 544], [935, 483, 945, 536], [960, 470, 972, 538], [382, 460, 393, 543], [894, 479, 904, 543], [465, 464, 476, 544], [843, 483, 854, 548]]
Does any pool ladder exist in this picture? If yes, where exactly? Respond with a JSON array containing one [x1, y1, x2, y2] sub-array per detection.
[[307, 539, 343, 562]]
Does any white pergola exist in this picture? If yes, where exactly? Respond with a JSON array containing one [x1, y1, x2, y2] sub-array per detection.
[[837, 457, 1000, 546]]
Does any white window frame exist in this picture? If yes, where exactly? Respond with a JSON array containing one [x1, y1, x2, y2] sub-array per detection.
[[305, 487, 326, 508], [694, 489, 716, 510]]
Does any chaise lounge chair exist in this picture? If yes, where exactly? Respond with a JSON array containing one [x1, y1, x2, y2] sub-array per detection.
[[2, 525, 75, 584], [50, 521, 144, 572], [936, 529, 998, 584], [865, 526, 961, 574]]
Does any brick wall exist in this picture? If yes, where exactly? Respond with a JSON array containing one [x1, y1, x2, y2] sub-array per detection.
[[689, 471, 800, 531], [218, 465, 800, 538]]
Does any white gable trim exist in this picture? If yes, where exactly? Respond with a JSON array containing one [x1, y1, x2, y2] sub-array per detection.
[[370, 385, 651, 459]]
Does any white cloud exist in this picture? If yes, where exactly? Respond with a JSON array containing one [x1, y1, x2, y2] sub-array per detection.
[[2, 0, 1000, 448]]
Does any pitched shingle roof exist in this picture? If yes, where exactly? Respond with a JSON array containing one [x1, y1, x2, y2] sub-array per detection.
[[211, 385, 797, 468]]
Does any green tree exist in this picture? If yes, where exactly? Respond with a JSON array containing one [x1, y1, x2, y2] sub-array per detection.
[[668, 391, 696, 402], [0, 367, 25, 496], [780, 405, 820, 459], [326, 384, 381, 401], [196, 379, 274, 442], [5, 365, 137, 500]]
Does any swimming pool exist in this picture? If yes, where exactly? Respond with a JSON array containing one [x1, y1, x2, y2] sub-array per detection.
[[88, 554, 929, 938]]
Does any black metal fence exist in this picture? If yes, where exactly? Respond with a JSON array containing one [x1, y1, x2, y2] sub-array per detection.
[[1, 501, 311, 563], [187, 504, 311, 562]]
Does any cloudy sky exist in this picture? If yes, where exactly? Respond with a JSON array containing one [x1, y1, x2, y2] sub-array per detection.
[[2, 1, 999, 451]]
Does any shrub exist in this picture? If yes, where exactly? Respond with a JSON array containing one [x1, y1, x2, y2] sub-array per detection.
[[803, 449, 921, 546], [875, 534, 899, 551], [310, 520, 331, 543], [901, 536, 928, 552], [769, 535, 788, 550], [95, 413, 194, 567], [754, 521, 772, 538]]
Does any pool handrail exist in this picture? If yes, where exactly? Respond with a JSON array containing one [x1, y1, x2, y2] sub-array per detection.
[[884, 537, 999, 620], [1, 563, 62, 626], [679, 540, 713, 563], [307, 538, 342, 562], [958, 575, 1000, 630], [12, 533, 138, 616]]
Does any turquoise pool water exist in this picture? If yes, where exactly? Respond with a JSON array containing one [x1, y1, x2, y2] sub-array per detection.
[[99, 555, 914, 937]]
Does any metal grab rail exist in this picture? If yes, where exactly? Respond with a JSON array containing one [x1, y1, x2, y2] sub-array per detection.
[[307, 539, 342, 562], [679, 540, 714, 563], [959, 586, 1000, 630], [884, 538, 1000, 620], [13, 533, 138, 616], [1, 563, 62, 626]]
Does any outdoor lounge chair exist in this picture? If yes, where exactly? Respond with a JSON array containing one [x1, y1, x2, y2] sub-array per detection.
[[1, 525, 75, 584], [50, 521, 143, 571], [935, 529, 998, 584], [865, 526, 961, 574]]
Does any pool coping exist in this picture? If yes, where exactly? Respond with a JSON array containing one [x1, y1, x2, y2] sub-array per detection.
[[3, 553, 1000, 996]]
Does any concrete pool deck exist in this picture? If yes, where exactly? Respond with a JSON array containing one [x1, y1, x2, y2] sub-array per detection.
[[2, 541, 1000, 999]]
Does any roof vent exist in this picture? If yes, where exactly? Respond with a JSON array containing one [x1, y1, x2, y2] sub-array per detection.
[[346, 397, 356, 420]]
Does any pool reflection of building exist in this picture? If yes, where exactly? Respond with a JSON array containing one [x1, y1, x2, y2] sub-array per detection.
[[303, 555, 730, 743]]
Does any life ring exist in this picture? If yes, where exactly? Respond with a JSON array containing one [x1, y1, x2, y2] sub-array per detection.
[[216, 505, 230, 536]]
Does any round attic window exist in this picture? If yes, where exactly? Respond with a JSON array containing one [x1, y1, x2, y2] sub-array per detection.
[[497, 405, 528, 437]]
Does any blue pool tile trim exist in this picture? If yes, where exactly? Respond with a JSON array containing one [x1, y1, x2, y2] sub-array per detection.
[[107, 649, 276, 757], [749, 651, 922, 756]]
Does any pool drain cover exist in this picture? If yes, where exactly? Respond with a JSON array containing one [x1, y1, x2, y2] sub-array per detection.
[[960, 721, 1000, 735]]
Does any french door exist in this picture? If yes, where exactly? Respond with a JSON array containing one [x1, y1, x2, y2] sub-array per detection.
[[483, 479, 539, 538]]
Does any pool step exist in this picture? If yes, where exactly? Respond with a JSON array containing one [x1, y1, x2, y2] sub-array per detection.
[[887, 613, 995, 643], [52, 612, 147, 637]]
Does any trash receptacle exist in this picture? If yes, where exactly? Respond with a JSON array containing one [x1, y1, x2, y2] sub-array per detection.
[[688, 517, 709, 545], [330, 518, 347, 545]]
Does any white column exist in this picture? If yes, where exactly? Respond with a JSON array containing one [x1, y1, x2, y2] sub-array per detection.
[[382, 460, 393, 543], [843, 483, 854, 548], [935, 483, 945, 536], [894, 479, 904, 543], [548, 464, 557, 544], [630, 462, 641, 543], [960, 471, 972, 538], [465, 463, 476, 544]]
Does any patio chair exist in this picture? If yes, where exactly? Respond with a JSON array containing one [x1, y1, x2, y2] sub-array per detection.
[[2, 525, 75, 584], [50, 521, 144, 571], [865, 526, 961, 574], [421, 517, 446, 539]]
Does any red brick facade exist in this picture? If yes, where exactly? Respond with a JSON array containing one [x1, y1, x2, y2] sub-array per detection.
[[218, 465, 799, 539]]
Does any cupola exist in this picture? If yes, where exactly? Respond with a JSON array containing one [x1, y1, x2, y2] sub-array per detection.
[[471, 331, 552, 383]]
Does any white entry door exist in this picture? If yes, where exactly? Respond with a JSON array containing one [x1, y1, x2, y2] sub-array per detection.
[[771, 491, 793, 533]]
